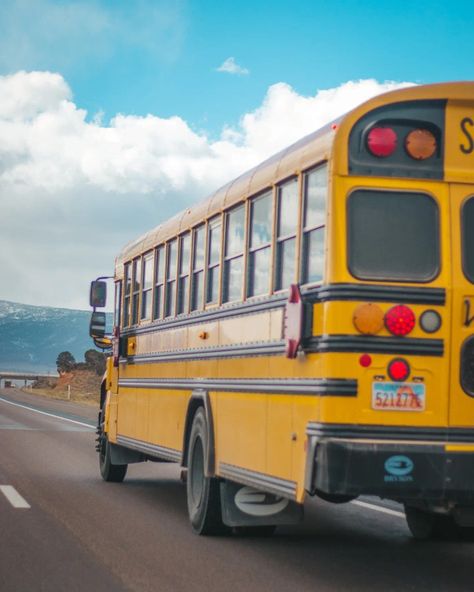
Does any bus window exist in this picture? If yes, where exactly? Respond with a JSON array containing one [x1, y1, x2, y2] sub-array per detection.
[[123, 263, 131, 327], [165, 240, 178, 317], [223, 205, 245, 303], [131, 257, 141, 324], [114, 281, 121, 328], [462, 196, 474, 283], [302, 165, 327, 284], [177, 233, 191, 314], [348, 190, 439, 282], [248, 191, 272, 297], [206, 217, 222, 304], [141, 252, 154, 321], [275, 178, 298, 291], [153, 246, 165, 320], [191, 226, 205, 311]]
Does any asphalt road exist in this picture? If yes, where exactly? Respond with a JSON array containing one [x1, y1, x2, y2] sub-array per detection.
[[0, 388, 473, 592]]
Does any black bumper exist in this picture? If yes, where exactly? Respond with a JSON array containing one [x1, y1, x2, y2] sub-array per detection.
[[308, 439, 474, 502]]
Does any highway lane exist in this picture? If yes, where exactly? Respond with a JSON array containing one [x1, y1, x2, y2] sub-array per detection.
[[0, 388, 473, 592]]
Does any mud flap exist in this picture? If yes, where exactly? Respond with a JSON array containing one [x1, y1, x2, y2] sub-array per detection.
[[110, 443, 146, 464], [220, 481, 304, 527]]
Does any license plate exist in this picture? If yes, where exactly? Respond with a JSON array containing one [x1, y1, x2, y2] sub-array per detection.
[[371, 382, 425, 412]]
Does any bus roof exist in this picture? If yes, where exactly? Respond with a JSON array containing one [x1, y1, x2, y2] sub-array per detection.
[[116, 81, 474, 273]]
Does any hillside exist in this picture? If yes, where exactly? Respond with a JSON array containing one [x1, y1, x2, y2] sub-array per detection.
[[0, 300, 111, 373]]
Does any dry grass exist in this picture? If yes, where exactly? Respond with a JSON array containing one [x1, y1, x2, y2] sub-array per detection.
[[24, 369, 101, 407]]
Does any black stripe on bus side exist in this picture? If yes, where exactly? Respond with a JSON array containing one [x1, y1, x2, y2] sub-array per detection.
[[305, 335, 444, 357], [116, 435, 181, 462], [118, 377, 358, 397], [219, 463, 297, 499], [305, 283, 446, 305], [306, 423, 474, 443]]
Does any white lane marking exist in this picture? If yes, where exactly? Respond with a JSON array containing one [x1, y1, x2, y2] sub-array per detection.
[[0, 397, 94, 429], [351, 499, 405, 518], [0, 485, 31, 509]]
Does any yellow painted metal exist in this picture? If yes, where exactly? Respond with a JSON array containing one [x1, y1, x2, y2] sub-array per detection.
[[445, 99, 474, 182], [448, 183, 474, 427], [445, 445, 474, 452], [106, 392, 119, 442]]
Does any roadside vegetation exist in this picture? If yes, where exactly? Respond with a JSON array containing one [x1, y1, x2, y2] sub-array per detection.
[[24, 349, 106, 406]]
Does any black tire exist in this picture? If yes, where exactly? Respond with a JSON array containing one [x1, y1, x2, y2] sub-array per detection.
[[232, 525, 277, 537], [186, 408, 227, 535], [99, 434, 127, 483], [405, 506, 436, 540], [405, 506, 459, 540]]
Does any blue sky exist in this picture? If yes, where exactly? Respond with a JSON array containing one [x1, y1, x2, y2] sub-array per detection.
[[0, 0, 473, 308], [1, 0, 472, 135]]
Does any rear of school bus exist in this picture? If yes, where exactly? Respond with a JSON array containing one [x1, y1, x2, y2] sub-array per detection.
[[305, 82, 474, 538]]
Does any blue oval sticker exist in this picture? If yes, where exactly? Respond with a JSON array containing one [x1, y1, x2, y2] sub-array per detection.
[[384, 455, 414, 476]]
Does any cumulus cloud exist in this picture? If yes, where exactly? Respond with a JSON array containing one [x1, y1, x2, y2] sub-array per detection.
[[0, 71, 413, 309], [216, 57, 250, 75]]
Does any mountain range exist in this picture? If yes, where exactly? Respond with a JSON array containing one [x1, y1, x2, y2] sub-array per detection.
[[0, 300, 110, 373]]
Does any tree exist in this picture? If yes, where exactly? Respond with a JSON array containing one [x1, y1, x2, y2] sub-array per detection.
[[56, 351, 76, 374], [84, 349, 106, 375]]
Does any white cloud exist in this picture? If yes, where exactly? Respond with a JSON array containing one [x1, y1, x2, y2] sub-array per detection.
[[216, 57, 250, 76], [0, 71, 413, 309]]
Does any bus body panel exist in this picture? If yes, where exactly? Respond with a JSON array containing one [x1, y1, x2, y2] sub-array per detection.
[[449, 183, 474, 426]]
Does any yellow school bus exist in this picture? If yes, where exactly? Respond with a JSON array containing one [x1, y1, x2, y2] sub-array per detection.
[[90, 82, 474, 539]]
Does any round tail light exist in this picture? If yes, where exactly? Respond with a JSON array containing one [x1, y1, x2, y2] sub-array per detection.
[[367, 127, 397, 158], [405, 129, 437, 160], [385, 305, 416, 336], [419, 309, 442, 333], [388, 358, 410, 382]]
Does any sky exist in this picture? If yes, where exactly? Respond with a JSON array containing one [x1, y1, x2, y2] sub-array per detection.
[[0, 0, 473, 310]]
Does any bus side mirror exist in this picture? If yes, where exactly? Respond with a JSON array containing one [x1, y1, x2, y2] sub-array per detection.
[[93, 336, 112, 351], [90, 280, 107, 308], [90, 311, 106, 339]]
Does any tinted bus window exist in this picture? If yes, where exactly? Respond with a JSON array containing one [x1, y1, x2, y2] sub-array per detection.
[[206, 218, 221, 304], [191, 226, 205, 311], [177, 233, 191, 314], [223, 205, 245, 303], [141, 252, 154, 321], [348, 190, 439, 282], [153, 247, 165, 320], [462, 197, 474, 283], [275, 179, 298, 291], [248, 191, 272, 297], [302, 165, 327, 284], [123, 263, 131, 327], [165, 240, 177, 317], [132, 257, 141, 324]]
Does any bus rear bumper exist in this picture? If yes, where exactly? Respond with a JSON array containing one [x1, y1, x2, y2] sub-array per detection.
[[306, 437, 474, 503]]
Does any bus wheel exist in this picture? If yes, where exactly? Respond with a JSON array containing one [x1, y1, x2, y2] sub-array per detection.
[[404, 506, 436, 540], [187, 408, 227, 535], [99, 434, 128, 483]]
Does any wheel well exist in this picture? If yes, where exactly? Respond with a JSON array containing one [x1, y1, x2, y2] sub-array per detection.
[[182, 391, 215, 476]]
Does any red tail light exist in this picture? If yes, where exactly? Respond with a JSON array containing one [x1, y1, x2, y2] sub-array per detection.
[[366, 127, 397, 158], [388, 358, 410, 382], [385, 305, 415, 336]]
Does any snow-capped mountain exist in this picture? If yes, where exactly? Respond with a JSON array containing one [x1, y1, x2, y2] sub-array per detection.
[[0, 300, 110, 373]]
